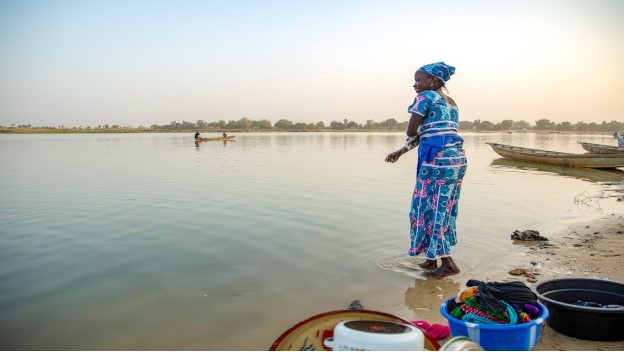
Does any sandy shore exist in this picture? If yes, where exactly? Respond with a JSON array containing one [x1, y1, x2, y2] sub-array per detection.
[[523, 212, 624, 351], [401, 210, 624, 350]]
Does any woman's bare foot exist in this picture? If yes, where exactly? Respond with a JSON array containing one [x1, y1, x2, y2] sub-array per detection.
[[424, 257, 459, 278], [424, 265, 460, 278], [417, 259, 438, 270]]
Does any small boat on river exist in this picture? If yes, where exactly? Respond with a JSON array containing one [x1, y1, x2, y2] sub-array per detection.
[[486, 142, 624, 169], [195, 135, 235, 142], [578, 142, 624, 154]]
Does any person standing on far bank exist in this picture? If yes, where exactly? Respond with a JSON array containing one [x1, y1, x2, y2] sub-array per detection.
[[614, 131, 624, 147], [385, 62, 468, 278]]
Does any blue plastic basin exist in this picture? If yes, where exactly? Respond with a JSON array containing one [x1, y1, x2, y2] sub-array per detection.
[[440, 297, 549, 351]]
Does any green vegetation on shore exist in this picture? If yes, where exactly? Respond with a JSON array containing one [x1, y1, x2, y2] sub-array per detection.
[[2, 117, 622, 134]]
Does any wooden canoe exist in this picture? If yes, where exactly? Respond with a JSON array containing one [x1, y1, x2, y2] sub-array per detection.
[[195, 136, 235, 142], [578, 142, 624, 154], [486, 142, 624, 169]]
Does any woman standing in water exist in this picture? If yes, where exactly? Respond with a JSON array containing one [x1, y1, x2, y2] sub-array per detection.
[[386, 62, 468, 278]]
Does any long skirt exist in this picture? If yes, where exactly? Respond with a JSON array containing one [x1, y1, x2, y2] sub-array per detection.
[[407, 146, 467, 260]]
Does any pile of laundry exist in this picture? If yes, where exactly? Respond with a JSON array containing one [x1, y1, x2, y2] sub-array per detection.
[[448, 279, 541, 325]]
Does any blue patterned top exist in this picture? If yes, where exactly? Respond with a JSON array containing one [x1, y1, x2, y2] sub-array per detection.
[[407, 90, 459, 137], [407, 90, 463, 170]]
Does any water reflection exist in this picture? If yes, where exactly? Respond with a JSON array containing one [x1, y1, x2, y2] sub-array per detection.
[[194, 140, 234, 148], [404, 279, 460, 311], [490, 158, 624, 183]]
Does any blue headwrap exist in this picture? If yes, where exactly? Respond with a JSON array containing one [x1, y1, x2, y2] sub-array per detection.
[[418, 62, 455, 82]]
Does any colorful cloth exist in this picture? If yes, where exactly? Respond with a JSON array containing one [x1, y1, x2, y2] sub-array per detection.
[[461, 305, 509, 324], [406, 91, 467, 260], [417, 62, 455, 82], [410, 320, 450, 340], [457, 286, 478, 303], [463, 297, 512, 323], [455, 298, 519, 325]]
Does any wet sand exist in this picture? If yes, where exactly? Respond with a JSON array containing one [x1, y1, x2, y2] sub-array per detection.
[[400, 211, 624, 350]]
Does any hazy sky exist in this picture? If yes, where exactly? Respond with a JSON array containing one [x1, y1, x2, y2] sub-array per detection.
[[1, 0, 623, 127]]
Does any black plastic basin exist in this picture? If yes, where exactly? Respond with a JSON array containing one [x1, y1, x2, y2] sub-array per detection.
[[531, 278, 624, 341]]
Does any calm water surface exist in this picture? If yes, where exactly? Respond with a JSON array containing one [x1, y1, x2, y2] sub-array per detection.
[[1, 132, 622, 350]]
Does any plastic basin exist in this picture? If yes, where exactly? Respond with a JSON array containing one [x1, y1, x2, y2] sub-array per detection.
[[440, 298, 548, 351], [531, 278, 624, 341]]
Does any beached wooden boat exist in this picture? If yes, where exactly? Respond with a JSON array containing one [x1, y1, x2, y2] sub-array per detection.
[[578, 142, 624, 154], [486, 142, 624, 169], [195, 136, 235, 142]]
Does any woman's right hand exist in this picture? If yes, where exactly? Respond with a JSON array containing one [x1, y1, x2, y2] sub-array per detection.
[[385, 150, 402, 163]]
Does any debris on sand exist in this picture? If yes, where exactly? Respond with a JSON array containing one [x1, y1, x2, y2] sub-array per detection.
[[508, 267, 541, 283], [511, 229, 549, 241]]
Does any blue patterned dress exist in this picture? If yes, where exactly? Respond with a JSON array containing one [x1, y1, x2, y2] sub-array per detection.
[[406, 91, 468, 260]]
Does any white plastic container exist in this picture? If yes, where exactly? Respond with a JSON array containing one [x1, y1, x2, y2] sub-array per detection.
[[323, 320, 424, 351]]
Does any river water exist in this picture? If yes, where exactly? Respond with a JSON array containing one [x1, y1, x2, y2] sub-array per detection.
[[1, 132, 622, 350]]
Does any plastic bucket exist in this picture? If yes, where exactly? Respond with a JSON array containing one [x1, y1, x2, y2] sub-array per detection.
[[323, 320, 425, 351], [440, 298, 549, 351]]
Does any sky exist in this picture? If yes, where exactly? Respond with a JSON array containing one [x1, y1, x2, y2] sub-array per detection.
[[1, 0, 623, 128]]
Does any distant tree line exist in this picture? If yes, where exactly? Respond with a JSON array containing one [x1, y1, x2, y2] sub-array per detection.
[[3, 118, 623, 133], [150, 117, 407, 131], [459, 119, 623, 133], [149, 117, 624, 132]]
